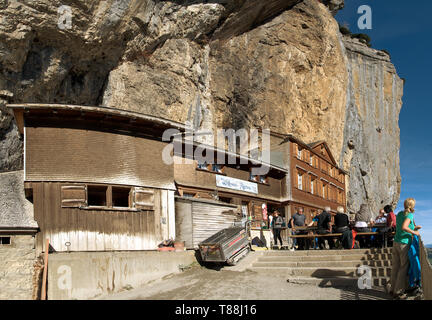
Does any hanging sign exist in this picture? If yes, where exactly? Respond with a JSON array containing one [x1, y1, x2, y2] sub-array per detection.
[[216, 175, 258, 194]]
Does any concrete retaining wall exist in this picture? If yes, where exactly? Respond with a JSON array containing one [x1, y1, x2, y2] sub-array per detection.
[[0, 235, 36, 300], [420, 239, 432, 300], [47, 250, 197, 300]]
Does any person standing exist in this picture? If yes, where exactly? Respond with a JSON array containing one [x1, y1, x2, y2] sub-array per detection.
[[316, 206, 334, 250], [272, 211, 284, 248], [291, 208, 308, 250], [390, 198, 422, 299], [384, 205, 397, 247], [268, 212, 274, 229], [384, 205, 397, 230]]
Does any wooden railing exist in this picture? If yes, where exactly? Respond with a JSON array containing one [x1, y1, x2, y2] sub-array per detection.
[[419, 237, 432, 300]]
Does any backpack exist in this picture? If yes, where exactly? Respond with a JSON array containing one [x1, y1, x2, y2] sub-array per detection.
[[288, 218, 293, 229]]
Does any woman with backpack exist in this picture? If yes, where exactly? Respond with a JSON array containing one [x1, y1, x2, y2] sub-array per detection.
[[390, 198, 422, 299]]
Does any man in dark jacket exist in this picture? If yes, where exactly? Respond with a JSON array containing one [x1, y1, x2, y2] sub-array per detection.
[[334, 206, 352, 249], [316, 206, 335, 249]]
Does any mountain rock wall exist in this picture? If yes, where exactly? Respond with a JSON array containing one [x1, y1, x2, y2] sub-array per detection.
[[340, 37, 403, 213], [0, 0, 403, 215]]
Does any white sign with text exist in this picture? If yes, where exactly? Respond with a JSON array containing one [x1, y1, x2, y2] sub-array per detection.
[[216, 175, 258, 194]]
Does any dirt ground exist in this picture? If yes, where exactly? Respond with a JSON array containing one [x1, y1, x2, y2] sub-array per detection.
[[97, 264, 391, 300]]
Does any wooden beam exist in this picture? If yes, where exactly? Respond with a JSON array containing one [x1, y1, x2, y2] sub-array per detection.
[[41, 238, 49, 300]]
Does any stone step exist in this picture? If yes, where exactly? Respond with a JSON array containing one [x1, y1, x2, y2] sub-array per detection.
[[263, 248, 392, 257], [286, 276, 390, 288], [249, 266, 392, 278], [258, 253, 392, 262], [253, 260, 392, 268]]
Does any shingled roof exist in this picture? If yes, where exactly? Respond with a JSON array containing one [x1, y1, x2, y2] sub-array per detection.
[[0, 171, 38, 230]]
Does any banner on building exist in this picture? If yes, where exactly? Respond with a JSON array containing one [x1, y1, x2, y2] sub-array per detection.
[[216, 175, 258, 194]]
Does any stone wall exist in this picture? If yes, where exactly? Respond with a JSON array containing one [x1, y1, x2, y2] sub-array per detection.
[[420, 239, 432, 300], [48, 250, 197, 300], [0, 235, 37, 300]]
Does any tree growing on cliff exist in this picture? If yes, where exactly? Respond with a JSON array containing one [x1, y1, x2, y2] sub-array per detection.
[[338, 23, 372, 47]]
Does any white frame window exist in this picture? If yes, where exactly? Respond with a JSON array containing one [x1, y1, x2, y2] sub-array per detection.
[[297, 146, 302, 159], [297, 173, 303, 190]]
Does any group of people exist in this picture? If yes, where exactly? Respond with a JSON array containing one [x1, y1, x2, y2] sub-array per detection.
[[267, 198, 422, 299], [268, 203, 399, 251], [290, 206, 353, 250]]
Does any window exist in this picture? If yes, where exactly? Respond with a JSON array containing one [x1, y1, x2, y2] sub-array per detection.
[[241, 201, 249, 218], [183, 192, 195, 198], [297, 173, 303, 190], [62, 184, 150, 210], [310, 179, 314, 194], [310, 155, 314, 166], [219, 197, 232, 204], [197, 162, 225, 174], [250, 173, 268, 184], [297, 147, 302, 159], [322, 183, 327, 199], [197, 162, 209, 170], [212, 164, 224, 173], [338, 189, 344, 204], [112, 187, 131, 208], [88, 185, 108, 207], [0, 237, 11, 245]]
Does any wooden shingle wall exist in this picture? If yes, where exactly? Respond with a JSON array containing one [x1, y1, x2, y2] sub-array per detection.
[[25, 127, 174, 190], [31, 182, 166, 252]]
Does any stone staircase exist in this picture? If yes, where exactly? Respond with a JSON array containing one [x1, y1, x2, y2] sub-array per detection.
[[249, 248, 393, 288]]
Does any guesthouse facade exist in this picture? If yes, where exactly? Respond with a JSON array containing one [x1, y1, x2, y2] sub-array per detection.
[[7, 103, 348, 253]]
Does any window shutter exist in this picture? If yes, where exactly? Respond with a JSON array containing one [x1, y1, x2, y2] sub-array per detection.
[[132, 187, 154, 210], [253, 204, 263, 221], [61, 185, 87, 208]]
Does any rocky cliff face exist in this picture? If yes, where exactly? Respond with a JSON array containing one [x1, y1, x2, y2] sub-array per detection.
[[340, 37, 403, 214], [0, 0, 403, 215]]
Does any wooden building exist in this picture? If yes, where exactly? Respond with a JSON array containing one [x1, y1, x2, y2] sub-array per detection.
[[8, 103, 185, 253], [7, 103, 348, 253], [280, 134, 348, 224], [172, 140, 288, 248], [172, 131, 348, 245]]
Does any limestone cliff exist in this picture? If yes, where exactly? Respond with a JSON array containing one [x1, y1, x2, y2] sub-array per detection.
[[340, 37, 403, 214], [0, 0, 403, 215]]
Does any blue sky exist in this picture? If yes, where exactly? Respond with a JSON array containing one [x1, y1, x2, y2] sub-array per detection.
[[336, 1, 432, 244]]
